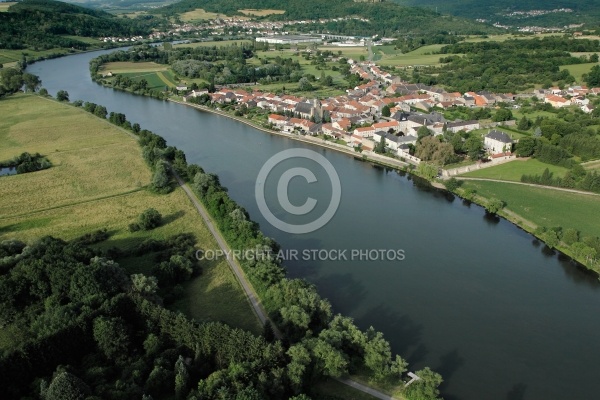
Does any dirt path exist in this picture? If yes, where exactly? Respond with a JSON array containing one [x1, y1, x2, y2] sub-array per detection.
[[170, 169, 271, 327]]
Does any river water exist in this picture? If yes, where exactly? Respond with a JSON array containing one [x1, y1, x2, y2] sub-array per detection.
[[28, 50, 600, 400]]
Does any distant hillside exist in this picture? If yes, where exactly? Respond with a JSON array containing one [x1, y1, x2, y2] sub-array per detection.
[[151, 0, 500, 37], [0, 0, 159, 50], [394, 0, 600, 27], [60, 0, 178, 12]]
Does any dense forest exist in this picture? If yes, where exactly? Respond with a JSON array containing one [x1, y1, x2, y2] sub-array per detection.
[[0, 93, 444, 399], [0, 0, 161, 50], [152, 0, 498, 37], [396, 0, 600, 28], [411, 37, 600, 93]]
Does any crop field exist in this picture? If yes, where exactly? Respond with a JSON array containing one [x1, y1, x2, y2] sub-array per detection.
[[582, 159, 600, 171], [460, 180, 600, 238], [116, 70, 177, 90], [0, 2, 15, 12], [0, 94, 261, 333], [461, 159, 569, 181], [179, 8, 223, 21], [100, 61, 168, 73], [100, 61, 178, 90], [462, 33, 562, 43], [238, 8, 285, 16], [560, 62, 599, 84]]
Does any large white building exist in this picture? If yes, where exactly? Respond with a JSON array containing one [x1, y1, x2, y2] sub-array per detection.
[[484, 130, 513, 154], [255, 35, 322, 44]]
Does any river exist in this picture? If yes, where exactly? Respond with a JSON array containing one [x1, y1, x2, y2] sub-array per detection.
[[28, 49, 600, 400]]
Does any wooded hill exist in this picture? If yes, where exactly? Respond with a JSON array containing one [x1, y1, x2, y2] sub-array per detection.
[[395, 0, 600, 28], [0, 0, 160, 50], [152, 0, 499, 37]]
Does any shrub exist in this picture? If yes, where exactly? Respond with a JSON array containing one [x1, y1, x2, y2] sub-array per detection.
[[138, 208, 162, 231], [445, 177, 461, 192]]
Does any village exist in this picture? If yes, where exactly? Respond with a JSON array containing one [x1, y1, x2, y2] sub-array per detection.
[[181, 57, 600, 167]]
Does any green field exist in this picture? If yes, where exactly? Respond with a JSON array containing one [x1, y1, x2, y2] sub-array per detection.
[[0, 94, 261, 334], [511, 108, 557, 122], [560, 62, 599, 84], [462, 159, 569, 181], [0, 48, 75, 65], [461, 180, 600, 238], [377, 52, 445, 67], [405, 44, 446, 55], [60, 35, 102, 45], [101, 61, 169, 73], [319, 45, 368, 60]]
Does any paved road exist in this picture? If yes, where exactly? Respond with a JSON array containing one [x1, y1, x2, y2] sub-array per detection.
[[171, 170, 398, 400], [456, 177, 600, 196]]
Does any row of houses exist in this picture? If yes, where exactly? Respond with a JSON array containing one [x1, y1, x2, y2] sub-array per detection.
[[544, 91, 596, 113]]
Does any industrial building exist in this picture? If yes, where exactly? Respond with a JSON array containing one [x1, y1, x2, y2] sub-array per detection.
[[255, 35, 322, 44]]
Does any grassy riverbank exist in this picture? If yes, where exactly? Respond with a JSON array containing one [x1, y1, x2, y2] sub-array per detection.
[[0, 93, 261, 333], [453, 179, 600, 273], [461, 159, 569, 181]]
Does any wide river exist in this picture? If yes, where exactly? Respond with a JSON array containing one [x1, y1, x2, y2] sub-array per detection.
[[29, 50, 600, 400]]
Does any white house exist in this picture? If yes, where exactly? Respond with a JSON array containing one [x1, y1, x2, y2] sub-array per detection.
[[484, 130, 513, 154], [446, 120, 480, 133], [373, 132, 417, 151], [353, 126, 375, 138]]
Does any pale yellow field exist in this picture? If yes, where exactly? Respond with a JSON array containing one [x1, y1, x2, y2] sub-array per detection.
[[583, 159, 600, 171], [238, 8, 285, 16], [180, 8, 223, 21], [100, 61, 168, 73], [0, 2, 15, 12], [0, 94, 261, 333], [462, 33, 563, 43]]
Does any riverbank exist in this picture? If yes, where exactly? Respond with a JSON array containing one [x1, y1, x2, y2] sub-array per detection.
[[450, 181, 600, 276], [170, 98, 415, 170]]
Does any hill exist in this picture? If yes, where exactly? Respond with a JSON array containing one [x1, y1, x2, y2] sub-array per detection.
[[0, 0, 159, 50], [151, 0, 500, 37], [395, 0, 600, 28]]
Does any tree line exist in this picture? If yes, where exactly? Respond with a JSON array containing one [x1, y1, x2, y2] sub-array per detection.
[[411, 37, 599, 93]]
